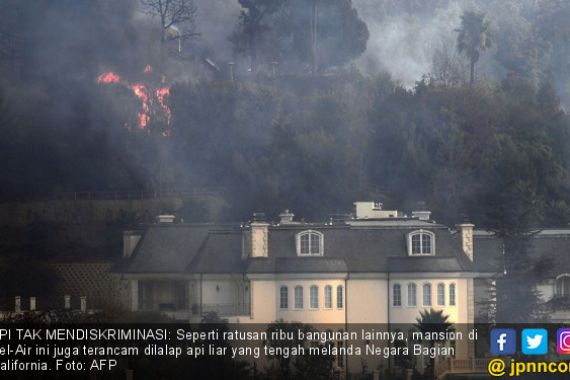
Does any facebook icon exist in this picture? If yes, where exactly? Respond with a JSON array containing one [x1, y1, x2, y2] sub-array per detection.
[[491, 329, 516, 355]]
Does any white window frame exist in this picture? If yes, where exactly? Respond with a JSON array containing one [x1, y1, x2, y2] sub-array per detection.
[[296, 230, 324, 256], [407, 230, 435, 256], [294, 286, 303, 309], [393, 283, 402, 307], [337, 285, 344, 309], [407, 283, 417, 307], [449, 283, 456, 306], [437, 283, 445, 306], [324, 285, 333, 309], [423, 283, 432, 306], [310, 285, 319, 309], [279, 286, 288, 309]]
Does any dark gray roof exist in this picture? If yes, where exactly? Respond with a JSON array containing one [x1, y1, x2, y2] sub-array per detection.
[[265, 226, 466, 273], [388, 256, 472, 272], [120, 222, 475, 275], [247, 257, 348, 273], [125, 225, 211, 273], [472, 230, 570, 277], [119, 223, 570, 277], [188, 231, 248, 274]]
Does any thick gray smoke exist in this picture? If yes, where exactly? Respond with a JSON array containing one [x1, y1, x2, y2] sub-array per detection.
[[353, 0, 465, 86], [192, 0, 241, 63]]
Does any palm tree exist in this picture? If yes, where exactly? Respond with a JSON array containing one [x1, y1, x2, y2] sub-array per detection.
[[414, 308, 454, 379], [455, 11, 492, 85]]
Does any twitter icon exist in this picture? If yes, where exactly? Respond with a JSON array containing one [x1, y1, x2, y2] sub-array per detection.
[[522, 329, 548, 355]]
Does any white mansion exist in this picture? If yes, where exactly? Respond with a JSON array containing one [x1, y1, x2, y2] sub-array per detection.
[[118, 202, 498, 326]]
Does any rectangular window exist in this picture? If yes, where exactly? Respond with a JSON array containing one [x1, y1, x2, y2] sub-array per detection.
[[437, 284, 445, 306], [423, 284, 431, 306], [280, 286, 288, 309], [295, 286, 303, 309], [407, 284, 416, 307], [422, 234, 432, 254], [449, 284, 456, 306], [393, 284, 402, 307], [325, 286, 332, 308], [411, 234, 422, 254], [337, 286, 344, 309], [300, 235, 310, 255], [310, 286, 319, 309]]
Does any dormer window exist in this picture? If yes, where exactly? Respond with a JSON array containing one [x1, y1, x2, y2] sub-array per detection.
[[296, 230, 323, 256], [408, 230, 435, 256]]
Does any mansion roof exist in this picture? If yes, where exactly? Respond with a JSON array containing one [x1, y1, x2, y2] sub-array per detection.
[[118, 220, 506, 275]]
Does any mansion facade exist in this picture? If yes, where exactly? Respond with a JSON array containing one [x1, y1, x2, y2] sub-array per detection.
[[115, 201, 570, 375], [117, 202, 498, 326]]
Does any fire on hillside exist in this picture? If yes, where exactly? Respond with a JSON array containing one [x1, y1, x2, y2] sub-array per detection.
[[96, 65, 172, 137]]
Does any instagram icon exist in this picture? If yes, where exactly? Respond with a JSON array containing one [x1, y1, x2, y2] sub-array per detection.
[[557, 329, 570, 354]]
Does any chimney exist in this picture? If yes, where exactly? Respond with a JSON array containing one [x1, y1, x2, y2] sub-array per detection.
[[157, 214, 176, 223], [30, 297, 36, 311], [278, 209, 295, 224], [14, 296, 21, 313], [456, 222, 475, 261], [249, 212, 269, 257], [80, 296, 87, 313], [64, 295, 71, 309], [123, 230, 143, 258]]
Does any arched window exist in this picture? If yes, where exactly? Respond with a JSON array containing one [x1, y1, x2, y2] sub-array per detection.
[[437, 283, 445, 306], [337, 286, 344, 309], [310, 285, 319, 309], [325, 285, 333, 308], [449, 283, 456, 306], [408, 230, 435, 255], [556, 275, 570, 297], [295, 286, 303, 309], [407, 283, 417, 307], [279, 286, 288, 309], [423, 283, 432, 306], [393, 284, 402, 307], [296, 230, 324, 256]]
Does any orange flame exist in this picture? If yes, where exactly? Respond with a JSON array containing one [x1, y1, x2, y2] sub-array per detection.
[[156, 87, 171, 125], [97, 72, 122, 83], [96, 66, 171, 135]]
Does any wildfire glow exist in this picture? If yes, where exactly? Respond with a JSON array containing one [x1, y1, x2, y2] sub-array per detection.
[[156, 87, 171, 125], [96, 65, 171, 135], [97, 72, 121, 83]]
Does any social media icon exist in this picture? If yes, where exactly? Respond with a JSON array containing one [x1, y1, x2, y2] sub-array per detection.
[[557, 328, 570, 354], [522, 329, 548, 355], [490, 329, 516, 355]]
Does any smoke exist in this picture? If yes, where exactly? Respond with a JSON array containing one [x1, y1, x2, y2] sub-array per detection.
[[193, 0, 241, 63], [353, 0, 465, 86]]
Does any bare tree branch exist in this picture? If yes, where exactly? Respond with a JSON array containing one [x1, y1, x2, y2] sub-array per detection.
[[140, 0, 198, 48]]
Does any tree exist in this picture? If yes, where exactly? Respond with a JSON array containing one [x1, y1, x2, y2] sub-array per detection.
[[414, 308, 454, 379], [455, 11, 492, 85], [230, 0, 286, 74], [140, 0, 199, 55]]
